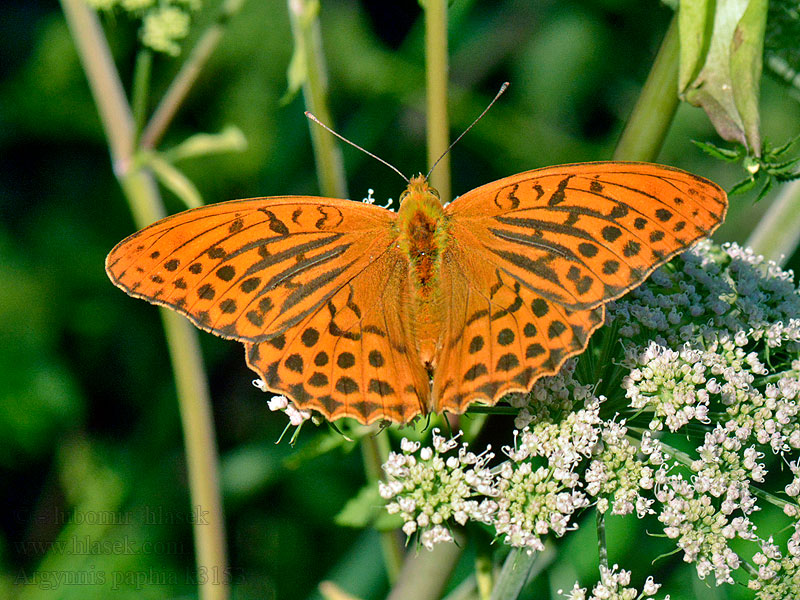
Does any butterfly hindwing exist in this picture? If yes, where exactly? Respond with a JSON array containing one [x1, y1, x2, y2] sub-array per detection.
[[433, 232, 604, 414], [245, 244, 429, 424]]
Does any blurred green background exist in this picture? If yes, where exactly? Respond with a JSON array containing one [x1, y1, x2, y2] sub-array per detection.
[[1, 0, 799, 598]]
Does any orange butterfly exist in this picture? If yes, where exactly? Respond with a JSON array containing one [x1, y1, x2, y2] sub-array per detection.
[[106, 162, 727, 424]]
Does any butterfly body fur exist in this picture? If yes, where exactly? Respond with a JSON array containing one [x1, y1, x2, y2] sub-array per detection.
[[395, 175, 449, 370], [106, 162, 727, 425]]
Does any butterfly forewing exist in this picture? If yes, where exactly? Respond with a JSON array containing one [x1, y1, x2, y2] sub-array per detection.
[[445, 162, 727, 310], [106, 197, 395, 342]]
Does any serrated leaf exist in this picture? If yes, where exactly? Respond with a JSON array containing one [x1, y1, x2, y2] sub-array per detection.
[[768, 156, 800, 172], [775, 170, 800, 182], [730, 175, 759, 195], [692, 139, 742, 160], [771, 132, 800, 157], [754, 176, 774, 201]]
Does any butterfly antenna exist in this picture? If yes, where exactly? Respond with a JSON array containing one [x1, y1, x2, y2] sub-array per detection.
[[426, 82, 510, 180], [305, 111, 409, 183]]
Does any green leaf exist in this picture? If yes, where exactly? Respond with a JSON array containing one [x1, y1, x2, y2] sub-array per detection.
[[770, 131, 800, 157], [334, 483, 387, 528], [754, 176, 774, 202], [775, 170, 800, 183], [730, 0, 767, 152], [691, 139, 742, 160], [144, 153, 204, 208], [165, 125, 247, 162], [768, 156, 800, 173], [680, 0, 766, 152], [730, 175, 759, 195], [678, 0, 714, 92], [281, 0, 320, 105]]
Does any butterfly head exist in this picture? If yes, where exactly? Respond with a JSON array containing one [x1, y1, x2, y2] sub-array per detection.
[[400, 174, 440, 206]]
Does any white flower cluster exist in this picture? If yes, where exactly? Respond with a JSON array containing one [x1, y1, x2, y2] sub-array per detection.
[[561, 565, 668, 600], [379, 430, 496, 550], [747, 530, 800, 598], [382, 398, 664, 554], [623, 336, 767, 432], [608, 241, 800, 349], [492, 400, 602, 552], [380, 243, 800, 594], [86, 0, 200, 55], [585, 423, 657, 518]]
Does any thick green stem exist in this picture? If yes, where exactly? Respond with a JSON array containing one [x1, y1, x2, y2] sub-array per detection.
[[132, 49, 153, 139], [61, 2, 228, 598], [288, 0, 348, 199], [120, 173, 229, 600], [425, 0, 451, 202], [60, 0, 135, 173], [596, 510, 608, 569], [488, 549, 533, 600], [361, 434, 404, 582], [745, 179, 800, 265], [489, 544, 555, 600], [387, 531, 465, 600], [140, 0, 246, 150], [613, 15, 680, 162]]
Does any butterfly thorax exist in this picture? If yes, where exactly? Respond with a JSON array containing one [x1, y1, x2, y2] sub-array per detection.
[[396, 175, 449, 365], [396, 176, 448, 293]]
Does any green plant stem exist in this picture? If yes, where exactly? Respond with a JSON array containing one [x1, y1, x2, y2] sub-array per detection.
[[613, 15, 680, 162], [387, 530, 465, 600], [361, 434, 404, 582], [60, 0, 135, 173], [288, 0, 348, 199], [745, 179, 800, 265], [489, 549, 532, 600], [131, 49, 152, 138], [121, 173, 229, 600], [489, 544, 555, 600], [474, 548, 494, 600], [140, 0, 247, 150], [61, 2, 228, 598], [596, 509, 608, 569], [425, 0, 450, 202]]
